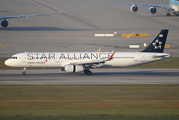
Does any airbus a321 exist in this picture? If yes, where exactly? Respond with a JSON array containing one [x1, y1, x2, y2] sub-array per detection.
[[0, 12, 59, 28], [111, 0, 179, 16], [5, 30, 171, 75]]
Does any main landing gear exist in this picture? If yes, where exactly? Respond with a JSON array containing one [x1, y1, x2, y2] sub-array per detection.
[[173, 12, 179, 16], [166, 12, 171, 16], [84, 70, 92, 75], [22, 67, 26, 75], [166, 10, 179, 16]]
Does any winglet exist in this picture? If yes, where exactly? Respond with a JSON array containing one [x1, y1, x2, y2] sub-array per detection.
[[97, 48, 101, 52]]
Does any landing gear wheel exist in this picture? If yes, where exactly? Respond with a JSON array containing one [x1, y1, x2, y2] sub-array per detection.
[[172, 12, 179, 16], [22, 67, 26, 75], [84, 70, 88, 74], [173, 12, 176, 16], [166, 9, 172, 16], [84, 70, 92, 75], [87, 71, 92, 75], [22, 72, 26, 75], [166, 12, 171, 16]]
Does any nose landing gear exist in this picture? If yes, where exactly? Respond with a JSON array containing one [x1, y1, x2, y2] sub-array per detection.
[[22, 67, 26, 75]]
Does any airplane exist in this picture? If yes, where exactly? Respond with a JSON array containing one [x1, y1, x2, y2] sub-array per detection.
[[111, 0, 179, 16], [4, 29, 171, 75], [0, 11, 59, 28]]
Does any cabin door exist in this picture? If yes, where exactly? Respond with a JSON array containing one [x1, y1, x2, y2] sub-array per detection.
[[22, 54, 27, 63]]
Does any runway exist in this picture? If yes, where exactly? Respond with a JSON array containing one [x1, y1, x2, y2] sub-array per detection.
[[0, 68, 179, 85]]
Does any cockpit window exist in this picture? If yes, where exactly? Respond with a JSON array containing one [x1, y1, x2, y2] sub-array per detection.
[[10, 57, 17, 59]]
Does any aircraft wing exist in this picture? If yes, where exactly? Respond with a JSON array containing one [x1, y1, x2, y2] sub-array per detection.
[[0, 12, 59, 20], [70, 59, 105, 66], [111, 2, 173, 10], [70, 52, 115, 67]]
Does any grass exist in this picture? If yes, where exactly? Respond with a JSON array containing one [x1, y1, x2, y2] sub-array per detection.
[[0, 85, 179, 119], [1, 57, 179, 69], [129, 57, 179, 68], [1, 115, 179, 120], [0, 85, 179, 116]]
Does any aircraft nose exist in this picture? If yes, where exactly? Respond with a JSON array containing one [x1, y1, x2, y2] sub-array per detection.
[[4, 59, 11, 67]]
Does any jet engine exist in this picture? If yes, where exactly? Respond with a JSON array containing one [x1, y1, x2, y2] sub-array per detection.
[[149, 7, 157, 14], [64, 65, 84, 73], [1, 19, 9, 27], [130, 5, 138, 12]]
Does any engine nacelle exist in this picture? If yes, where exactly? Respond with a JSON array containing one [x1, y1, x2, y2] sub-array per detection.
[[64, 65, 84, 73], [1, 19, 9, 27], [149, 7, 157, 14], [130, 5, 138, 12]]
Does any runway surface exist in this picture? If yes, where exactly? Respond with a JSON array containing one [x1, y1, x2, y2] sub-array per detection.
[[0, 68, 179, 85]]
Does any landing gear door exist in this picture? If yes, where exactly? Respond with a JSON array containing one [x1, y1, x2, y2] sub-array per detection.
[[22, 53, 27, 63], [140, 54, 145, 62]]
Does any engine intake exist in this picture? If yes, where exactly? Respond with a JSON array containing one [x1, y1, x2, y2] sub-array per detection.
[[149, 7, 157, 14], [64, 65, 83, 73], [1, 19, 9, 27], [130, 5, 138, 12]]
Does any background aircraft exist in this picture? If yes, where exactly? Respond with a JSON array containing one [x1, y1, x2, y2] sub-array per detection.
[[0, 12, 58, 28], [5, 30, 171, 75], [111, 0, 179, 16]]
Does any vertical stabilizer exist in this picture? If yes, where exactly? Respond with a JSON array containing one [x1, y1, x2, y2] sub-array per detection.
[[142, 29, 168, 53]]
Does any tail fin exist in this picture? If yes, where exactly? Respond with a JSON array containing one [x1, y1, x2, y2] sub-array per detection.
[[142, 29, 168, 53]]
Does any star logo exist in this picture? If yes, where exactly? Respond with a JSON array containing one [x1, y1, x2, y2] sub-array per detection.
[[152, 39, 162, 49], [45, 60, 48, 63]]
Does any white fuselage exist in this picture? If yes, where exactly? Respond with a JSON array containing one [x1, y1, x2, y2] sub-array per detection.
[[5, 52, 171, 68], [170, 0, 179, 12], [170, 3, 179, 12]]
